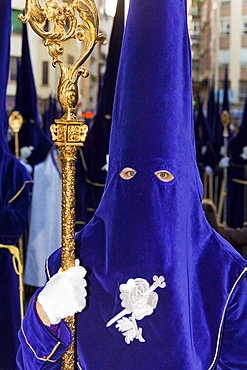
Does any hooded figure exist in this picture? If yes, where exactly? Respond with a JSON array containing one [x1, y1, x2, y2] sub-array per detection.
[[0, 1, 33, 368], [9, 23, 53, 169], [227, 92, 247, 228], [18, 0, 247, 369], [15, 23, 62, 289]]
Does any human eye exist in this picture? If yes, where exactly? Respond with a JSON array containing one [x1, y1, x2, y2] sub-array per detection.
[[154, 170, 174, 182], [119, 167, 137, 180]]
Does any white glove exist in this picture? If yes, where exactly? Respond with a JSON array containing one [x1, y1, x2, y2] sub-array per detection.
[[38, 259, 87, 325], [205, 166, 213, 175], [218, 157, 230, 168]]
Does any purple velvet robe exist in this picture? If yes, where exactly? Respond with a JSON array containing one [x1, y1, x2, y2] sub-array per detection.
[[17, 0, 247, 369], [0, 0, 32, 368]]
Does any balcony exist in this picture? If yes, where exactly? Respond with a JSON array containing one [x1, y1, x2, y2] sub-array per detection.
[[190, 34, 201, 43]]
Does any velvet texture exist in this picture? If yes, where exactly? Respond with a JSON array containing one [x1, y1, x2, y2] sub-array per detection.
[[80, 0, 124, 225], [17, 0, 247, 369], [0, 249, 24, 370], [227, 93, 247, 228], [43, 96, 59, 142], [0, 1, 32, 369], [0, 3, 32, 246], [17, 290, 71, 369], [8, 23, 52, 168], [73, 1, 247, 367]]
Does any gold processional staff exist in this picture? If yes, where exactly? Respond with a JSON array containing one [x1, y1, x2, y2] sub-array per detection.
[[8, 111, 25, 321], [218, 110, 230, 225], [19, 1, 106, 368]]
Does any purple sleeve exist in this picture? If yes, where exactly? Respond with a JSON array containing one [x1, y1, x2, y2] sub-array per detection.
[[45, 324, 60, 339], [217, 277, 247, 369], [16, 289, 72, 369]]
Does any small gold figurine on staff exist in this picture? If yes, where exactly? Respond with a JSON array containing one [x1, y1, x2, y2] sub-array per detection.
[[19, 1, 106, 368], [8, 110, 23, 159]]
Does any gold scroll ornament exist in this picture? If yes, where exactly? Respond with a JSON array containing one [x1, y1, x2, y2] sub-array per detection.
[[19, 1, 106, 368]]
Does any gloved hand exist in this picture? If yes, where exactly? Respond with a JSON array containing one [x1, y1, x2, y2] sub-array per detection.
[[205, 166, 213, 175], [37, 259, 87, 325], [218, 157, 230, 168]]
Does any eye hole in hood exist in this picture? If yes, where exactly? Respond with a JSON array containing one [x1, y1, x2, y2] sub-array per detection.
[[119, 167, 137, 180], [154, 170, 174, 183]]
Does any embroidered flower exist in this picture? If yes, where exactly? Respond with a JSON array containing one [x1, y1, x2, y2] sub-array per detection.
[[119, 278, 159, 320], [106, 275, 166, 344]]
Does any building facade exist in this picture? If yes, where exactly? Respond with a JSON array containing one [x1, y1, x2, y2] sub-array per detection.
[[189, 0, 203, 93], [189, 0, 247, 120], [8, 0, 114, 117]]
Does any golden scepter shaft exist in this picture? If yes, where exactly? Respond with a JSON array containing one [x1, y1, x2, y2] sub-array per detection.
[[218, 110, 230, 225], [8, 111, 25, 321], [19, 1, 106, 368]]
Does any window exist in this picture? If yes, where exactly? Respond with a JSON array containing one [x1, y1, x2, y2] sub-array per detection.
[[221, 20, 230, 35], [190, 5, 200, 16], [219, 50, 230, 65], [42, 61, 49, 85], [9, 56, 18, 82], [243, 22, 247, 34], [12, 9, 22, 34], [241, 48, 247, 66], [192, 21, 201, 35], [239, 80, 247, 102]]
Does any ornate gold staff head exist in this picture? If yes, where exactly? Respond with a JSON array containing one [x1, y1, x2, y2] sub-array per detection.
[[221, 110, 231, 139], [9, 110, 23, 133], [19, 0, 106, 122], [18, 0, 107, 264], [9, 111, 24, 158]]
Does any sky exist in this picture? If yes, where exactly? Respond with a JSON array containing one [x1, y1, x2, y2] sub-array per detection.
[[105, 0, 130, 18]]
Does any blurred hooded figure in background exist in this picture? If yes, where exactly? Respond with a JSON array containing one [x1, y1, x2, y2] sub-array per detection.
[[0, 1, 33, 368], [17, 0, 247, 369]]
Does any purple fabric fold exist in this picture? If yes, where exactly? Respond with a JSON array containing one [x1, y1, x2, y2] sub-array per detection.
[[16, 289, 71, 368]]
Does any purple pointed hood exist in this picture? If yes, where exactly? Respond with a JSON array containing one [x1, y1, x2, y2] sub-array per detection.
[[0, 0, 32, 245], [48, 1, 247, 368]]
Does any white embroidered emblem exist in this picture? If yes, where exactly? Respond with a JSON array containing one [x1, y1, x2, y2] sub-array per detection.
[[106, 275, 166, 344]]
